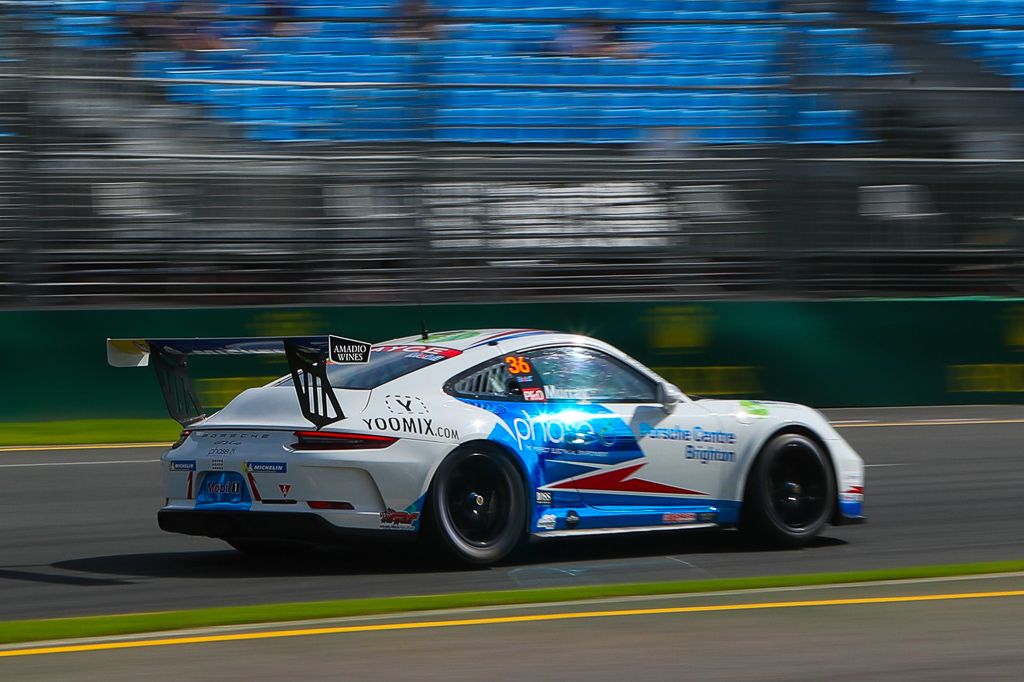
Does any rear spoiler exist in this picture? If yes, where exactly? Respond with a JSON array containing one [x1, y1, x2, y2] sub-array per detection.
[[106, 336, 371, 429]]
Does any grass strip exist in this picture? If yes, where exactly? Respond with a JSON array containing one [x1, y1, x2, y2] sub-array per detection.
[[2, 560, 1023, 645], [0, 420, 177, 447]]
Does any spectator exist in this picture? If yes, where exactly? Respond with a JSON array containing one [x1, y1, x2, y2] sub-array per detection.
[[391, 0, 444, 40], [261, 0, 300, 37], [551, 19, 638, 58], [171, 1, 228, 52], [121, 1, 182, 50]]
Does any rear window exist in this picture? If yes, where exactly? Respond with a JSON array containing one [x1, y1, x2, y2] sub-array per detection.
[[275, 344, 461, 390]]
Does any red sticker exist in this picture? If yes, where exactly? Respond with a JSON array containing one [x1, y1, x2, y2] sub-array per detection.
[[373, 345, 461, 358], [278, 484, 291, 496], [523, 387, 546, 402]]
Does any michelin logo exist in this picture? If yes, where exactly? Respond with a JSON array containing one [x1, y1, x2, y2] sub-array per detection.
[[245, 462, 287, 474]]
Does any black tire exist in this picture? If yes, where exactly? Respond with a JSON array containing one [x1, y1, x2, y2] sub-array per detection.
[[741, 433, 835, 548], [426, 445, 527, 566]]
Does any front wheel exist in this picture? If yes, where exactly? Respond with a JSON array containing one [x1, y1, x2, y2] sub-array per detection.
[[741, 433, 835, 548], [427, 446, 526, 565]]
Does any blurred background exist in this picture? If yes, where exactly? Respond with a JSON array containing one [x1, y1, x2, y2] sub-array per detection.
[[3, 0, 1024, 308], [5, 0, 1024, 426]]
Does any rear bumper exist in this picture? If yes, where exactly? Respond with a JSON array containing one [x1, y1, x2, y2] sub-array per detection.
[[833, 514, 867, 526], [158, 509, 413, 544]]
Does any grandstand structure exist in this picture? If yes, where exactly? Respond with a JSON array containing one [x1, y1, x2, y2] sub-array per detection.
[[2, 1, 1024, 305]]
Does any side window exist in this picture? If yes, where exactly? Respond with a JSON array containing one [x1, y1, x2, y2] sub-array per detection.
[[525, 347, 657, 403], [450, 360, 518, 399]]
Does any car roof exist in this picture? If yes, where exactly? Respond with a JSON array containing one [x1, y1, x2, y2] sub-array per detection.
[[375, 329, 557, 351], [375, 328, 664, 387]]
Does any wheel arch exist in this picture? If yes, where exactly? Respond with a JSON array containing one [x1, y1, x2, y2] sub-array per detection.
[[741, 425, 841, 525], [420, 438, 533, 529]]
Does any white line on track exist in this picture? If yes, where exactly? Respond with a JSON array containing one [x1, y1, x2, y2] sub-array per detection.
[[864, 463, 908, 468], [0, 459, 160, 468]]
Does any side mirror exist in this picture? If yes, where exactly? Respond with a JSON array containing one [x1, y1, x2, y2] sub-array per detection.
[[657, 383, 683, 412]]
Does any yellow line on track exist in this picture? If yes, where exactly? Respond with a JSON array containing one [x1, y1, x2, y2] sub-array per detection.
[[0, 442, 171, 453], [3, 589, 1023, 658], [833, 418, 1024, 428]]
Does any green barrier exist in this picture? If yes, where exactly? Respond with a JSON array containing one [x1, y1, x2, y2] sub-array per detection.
[[2, 299, 1023, 423]]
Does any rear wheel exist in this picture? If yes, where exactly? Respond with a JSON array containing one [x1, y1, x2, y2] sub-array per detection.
[[741, 433, 835, 548], [427, 445, 526, 565]]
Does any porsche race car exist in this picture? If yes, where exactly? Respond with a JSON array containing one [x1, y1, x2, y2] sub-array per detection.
[[107, 329, 865, 565]]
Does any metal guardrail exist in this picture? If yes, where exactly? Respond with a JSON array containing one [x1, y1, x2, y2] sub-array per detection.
[[2, 8, 1024, 307]]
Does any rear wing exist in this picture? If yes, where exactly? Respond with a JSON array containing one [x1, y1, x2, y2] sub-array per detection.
[[106, 336, 371, 429]]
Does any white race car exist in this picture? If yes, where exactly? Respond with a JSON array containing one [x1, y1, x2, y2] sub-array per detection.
[[108, 329, 865, 565]]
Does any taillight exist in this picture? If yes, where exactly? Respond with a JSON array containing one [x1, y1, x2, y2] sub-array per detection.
[[292, 430, 398, 451], [170, 430, 192, 450]]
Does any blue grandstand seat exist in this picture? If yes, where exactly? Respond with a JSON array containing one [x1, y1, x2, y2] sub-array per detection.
[[28, 0, 889, 145]]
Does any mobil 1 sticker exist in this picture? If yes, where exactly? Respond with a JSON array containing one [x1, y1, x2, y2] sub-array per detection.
[[328, 335, 371, 364]]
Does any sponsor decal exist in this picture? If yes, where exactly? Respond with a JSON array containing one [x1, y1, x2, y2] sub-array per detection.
[[544, 385, 597, 400], [328, 335, 371, 364], [424, 330, 479, 342], [195, 471, 249, 508], [639, 424, 736, 444], [205, 480, 241, 495], [379, 507, 420, 528], [685, 445, 736, 463], [638, 423, 737, 463], [536, 490, 552, 505], [537, 513, 557, 530], [362, 417, 459, 440], [385, 394, 430, 415], [169, 460, 196, 472], [278, 484, 292, 496], [512, 410, 617, 451], [698, 512, 716, 523], [565, 510, 580, 528], [245, 461, 287, 474], [523, 387, 546, 402], [739, 399, 769, 417], [373, 344, 461, 361], [663, 512, 697, 524]]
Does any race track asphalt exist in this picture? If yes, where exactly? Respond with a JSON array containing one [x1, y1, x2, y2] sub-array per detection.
[[5, 575, 1024, 681], [1, 405, 1023, 622]]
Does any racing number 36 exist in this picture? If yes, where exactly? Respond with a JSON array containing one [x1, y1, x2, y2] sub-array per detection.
[[504, 356, 532, 375]]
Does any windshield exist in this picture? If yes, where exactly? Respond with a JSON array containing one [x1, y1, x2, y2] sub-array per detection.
[[275, 344, 461, 390]]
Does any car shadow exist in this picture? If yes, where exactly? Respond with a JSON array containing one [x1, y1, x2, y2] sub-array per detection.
[[515, 529, 847, 567], [53, 530, 847, 578]]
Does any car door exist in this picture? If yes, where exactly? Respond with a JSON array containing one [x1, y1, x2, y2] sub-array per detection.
[[522, 346, 728, 513], [446, 354, 585, 509]]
